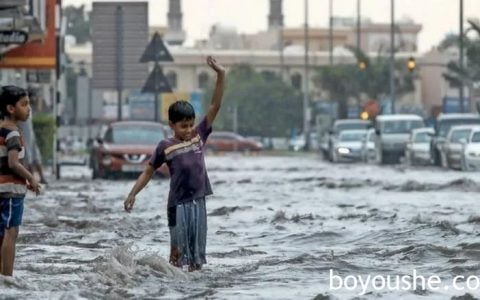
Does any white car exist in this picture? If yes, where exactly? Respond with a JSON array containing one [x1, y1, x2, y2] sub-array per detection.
[[405, 128, 434, 165], [443, 125, 475, 170], [462, 126, 480, 171], [332, 130, 367, 162]]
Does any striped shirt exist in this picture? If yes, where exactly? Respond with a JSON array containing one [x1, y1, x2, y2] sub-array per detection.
[[150, 117, 213, 208], [0, 127, 27, 197]]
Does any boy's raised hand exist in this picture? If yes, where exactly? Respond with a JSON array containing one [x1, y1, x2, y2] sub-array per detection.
[[206, 56, 225, 74], [124, 194, 136, 213]]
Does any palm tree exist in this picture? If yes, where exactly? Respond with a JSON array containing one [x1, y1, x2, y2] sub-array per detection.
[[440, 20, 480, 94]]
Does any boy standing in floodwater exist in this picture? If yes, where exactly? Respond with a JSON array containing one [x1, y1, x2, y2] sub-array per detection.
[[0, 86, 41, 276], [124, 56, 225, 271]]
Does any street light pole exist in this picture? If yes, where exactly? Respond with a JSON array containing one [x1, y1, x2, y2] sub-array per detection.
[[389, 0, 396, 114], [303, 0, 310, 149], [356, 0, 361, 51], [459, 0, 465, 112], [329, 0, 333, 65], [356, 0, 362, 113]]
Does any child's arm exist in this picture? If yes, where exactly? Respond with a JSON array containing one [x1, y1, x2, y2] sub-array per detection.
[[8, 149, 40, 195], [124, 164, 156, 212], [205, 56, 225, 127]]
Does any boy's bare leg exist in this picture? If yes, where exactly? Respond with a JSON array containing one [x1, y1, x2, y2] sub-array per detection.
[[169, 246, 180, 267], [188, 264, 202, 272], [0, 227, 18, 276]]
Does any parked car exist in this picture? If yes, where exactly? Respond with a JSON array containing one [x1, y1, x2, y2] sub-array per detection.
[[332, 129, 367, 162], [327, 119, 371, 160], [361, 128, 376, 163], [462, 126, 480, 171], [405, 128, 434, 166], [205, 131, 263, 153], [443, 125, 475, 170], [430, 113, 480, 166], [374, 114, 425, 164], [90, 121, 169, 179]]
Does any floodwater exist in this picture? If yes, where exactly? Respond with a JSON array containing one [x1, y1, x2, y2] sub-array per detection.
[[1, 154, 480, 299]]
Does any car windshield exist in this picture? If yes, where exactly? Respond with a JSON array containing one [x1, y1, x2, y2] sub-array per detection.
[[438, 118, 480, 137], [381, 120, 424, 134], [339, 132, 365, 142], [471, 132, 480, 143], [335, 123, 369, 132], [414, 132, 431, 143], [109, 126, 164, 145], [450, 129, 471, 143]]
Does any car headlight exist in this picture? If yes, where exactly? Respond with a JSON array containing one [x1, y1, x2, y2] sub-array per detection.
[[101, 155, 113, 166], [337, 147, 350, 154]]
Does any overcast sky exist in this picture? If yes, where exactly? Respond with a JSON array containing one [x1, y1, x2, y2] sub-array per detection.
[[64, 0, 480, 52]]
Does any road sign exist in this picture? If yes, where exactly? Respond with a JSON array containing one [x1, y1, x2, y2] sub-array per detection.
[[140, 32, 174, 63], [141, 64, 172, 94]]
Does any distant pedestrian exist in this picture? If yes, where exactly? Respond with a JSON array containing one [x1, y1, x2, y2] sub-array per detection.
[[0, 85, 41, 276], [124, 56, 225, 272]]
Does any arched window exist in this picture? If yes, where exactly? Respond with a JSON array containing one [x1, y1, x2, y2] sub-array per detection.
[[291, 73, 302, 90], [166, 71, 177, 90], [198, 72, 209, 89]]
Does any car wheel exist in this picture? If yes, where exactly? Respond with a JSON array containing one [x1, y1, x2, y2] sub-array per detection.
[[461, 156, 469, 171], [445, 156, 451, 169], [433, 148, 441, 166], [92, 166, 98, 179]]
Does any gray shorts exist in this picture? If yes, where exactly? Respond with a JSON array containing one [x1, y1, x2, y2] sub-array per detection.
[[168, 198, 207, 267]]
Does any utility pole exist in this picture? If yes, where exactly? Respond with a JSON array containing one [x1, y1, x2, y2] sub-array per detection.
[[389, 0, 396, 114], [329, 0, 333, 65], [356, 0, 361, 51], [356, 0, 362, 113], [116, 5, 124, 121], [459, 0, 465, 112], [303, 0, 310, 149]]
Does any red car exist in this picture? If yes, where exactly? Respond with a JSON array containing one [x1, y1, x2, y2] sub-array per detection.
[[205, 131, 263, 153], [90, 121, 169, 179]]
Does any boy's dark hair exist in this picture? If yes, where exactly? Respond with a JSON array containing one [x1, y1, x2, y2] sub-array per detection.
[[0, 85, 28, 117], [168, 100, 195, 123]]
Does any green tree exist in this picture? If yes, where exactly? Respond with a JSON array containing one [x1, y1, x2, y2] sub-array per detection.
[[314, 48, 416, 119], [204, 65, 303, 137], [440, 19, 480, 89], [64, 5, 91, 44]]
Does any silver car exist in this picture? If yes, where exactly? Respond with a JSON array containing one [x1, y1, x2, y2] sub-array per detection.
[[332, 130, 367, 163], [327, 119, 371, 161], [462, 127, 480, 171], [443, 125, 474, 170], [405, 128, 434, 166]]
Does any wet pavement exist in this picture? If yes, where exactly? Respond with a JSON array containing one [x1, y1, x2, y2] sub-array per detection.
[[1, 154, 480, 299]]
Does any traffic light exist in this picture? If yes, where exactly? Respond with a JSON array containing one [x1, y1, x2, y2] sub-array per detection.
[[360, 111, 369, 120], [358, 61, 367, 70], [407, 56, 416, 72]]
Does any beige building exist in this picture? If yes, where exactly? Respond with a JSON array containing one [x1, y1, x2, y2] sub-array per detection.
[[282, 19, 421, 53]]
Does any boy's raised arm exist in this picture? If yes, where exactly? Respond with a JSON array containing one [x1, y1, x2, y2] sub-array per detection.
[[206, 56, 225, 127]]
